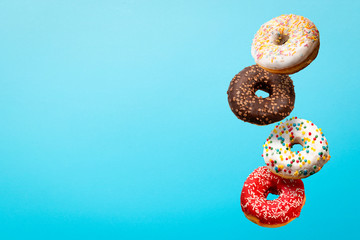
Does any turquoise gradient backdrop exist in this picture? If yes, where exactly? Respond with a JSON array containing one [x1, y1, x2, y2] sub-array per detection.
[[0, 0, 358, 239]]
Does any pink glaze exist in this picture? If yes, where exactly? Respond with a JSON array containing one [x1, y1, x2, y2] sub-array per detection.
[[241, 167, 305, 226]]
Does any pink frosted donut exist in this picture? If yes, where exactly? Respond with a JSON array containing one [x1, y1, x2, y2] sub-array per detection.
[[240, 166, 305, 227]]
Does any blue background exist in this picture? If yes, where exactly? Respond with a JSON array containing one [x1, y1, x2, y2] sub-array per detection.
[[0, 0, 358, 239]]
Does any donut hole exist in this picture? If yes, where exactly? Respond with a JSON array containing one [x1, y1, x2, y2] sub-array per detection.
[[273, 33, 289, 45], [265, 187, 279, 201], [266, 193, 279, 201], [291, 144, 303, 152], [290, 138, 305, 153], [255, 89, 270, 98], [254, 83, 271, 99]]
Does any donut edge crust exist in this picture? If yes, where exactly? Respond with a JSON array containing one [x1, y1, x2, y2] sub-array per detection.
[[257, 44, 320, 74], [242, 196, 306, 228]]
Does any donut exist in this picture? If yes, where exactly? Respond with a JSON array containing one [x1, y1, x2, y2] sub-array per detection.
[[241, 166, 305, 228], [263, 117, 330, 179], [227, 65, 295, 125], [251, 14, 320, 74]]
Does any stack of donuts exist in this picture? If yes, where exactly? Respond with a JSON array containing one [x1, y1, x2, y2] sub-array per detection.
[[227, 14, 330, 228]]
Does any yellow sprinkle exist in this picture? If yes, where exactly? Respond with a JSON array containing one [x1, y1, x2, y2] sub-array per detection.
[[308, 160, 311, 164], [294, 171, 299, 176]]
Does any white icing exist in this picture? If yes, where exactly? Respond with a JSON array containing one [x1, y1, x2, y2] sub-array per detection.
[[251, 14, 320, 70], [263, 118, 330, 179]]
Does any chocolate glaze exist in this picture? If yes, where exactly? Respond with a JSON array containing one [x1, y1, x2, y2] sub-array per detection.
[[227, 65, 295, 125]]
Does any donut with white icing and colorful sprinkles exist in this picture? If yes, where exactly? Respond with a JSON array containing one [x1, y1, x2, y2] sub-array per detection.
[[241, 166, 305, 227], [263, 117, 330, 179], [251, 14, 320, 74]]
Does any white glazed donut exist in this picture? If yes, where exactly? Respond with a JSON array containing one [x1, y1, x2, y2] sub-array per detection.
[[262, 117, 330, 179], [251, 14, 320, 74]]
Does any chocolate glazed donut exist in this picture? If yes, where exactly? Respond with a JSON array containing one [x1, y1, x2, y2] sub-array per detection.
[[227, 65, 295, 125]]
